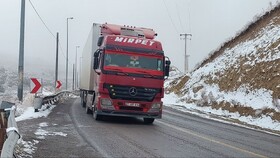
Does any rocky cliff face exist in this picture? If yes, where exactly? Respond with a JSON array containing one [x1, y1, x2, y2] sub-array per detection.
[[166, 4, 280, 121]]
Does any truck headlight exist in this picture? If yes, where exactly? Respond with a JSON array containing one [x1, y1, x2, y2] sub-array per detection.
[[149, 103, 162, 112], [151, 103, 161, 109], [101, 98, 113, 107]]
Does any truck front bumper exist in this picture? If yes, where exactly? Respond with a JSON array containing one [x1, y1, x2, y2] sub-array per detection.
[[96, 109, 162, 119]]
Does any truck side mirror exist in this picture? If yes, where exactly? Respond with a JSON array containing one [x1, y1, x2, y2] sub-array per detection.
[[93, 51, 100, 69], [97, 36, 104, 47], [165, 60, 171, 77]]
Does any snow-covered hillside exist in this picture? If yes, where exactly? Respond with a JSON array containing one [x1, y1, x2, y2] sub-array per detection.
[[0, 66, 60, 118], [0, 67, 56, 102], [165, 5, 280, 132], [0, 67, 25, 102]]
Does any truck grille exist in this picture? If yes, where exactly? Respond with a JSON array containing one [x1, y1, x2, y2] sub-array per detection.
[[104, 84, 160, 102]]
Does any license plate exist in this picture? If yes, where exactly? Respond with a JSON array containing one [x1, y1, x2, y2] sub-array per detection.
[[125, 102, 140, 107]]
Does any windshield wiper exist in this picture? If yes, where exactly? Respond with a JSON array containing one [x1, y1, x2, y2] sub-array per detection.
[[107, 68, 129, 76], [135, 70, 155, 78]]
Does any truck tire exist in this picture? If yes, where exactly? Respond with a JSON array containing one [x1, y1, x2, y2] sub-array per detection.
[[86, 105, 93, 114], [80, 91, 86, 108], [93, 107, 102, 121], [143, 118, 155, 124]]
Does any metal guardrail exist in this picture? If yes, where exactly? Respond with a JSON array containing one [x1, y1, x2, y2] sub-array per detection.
[[0, 90, 75, 157], [34, 91, 73, 112], [1, 106, 20, 158]]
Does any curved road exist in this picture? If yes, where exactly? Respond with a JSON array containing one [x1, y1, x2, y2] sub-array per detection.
[[69, 98, 280, 158]]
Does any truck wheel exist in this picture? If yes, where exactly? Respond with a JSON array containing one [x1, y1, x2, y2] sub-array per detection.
[[86, 105, 93, 114], [81, 98, 85, 108], [81, 91, 86, 108], [93, 108, 102, 121], [143, 118, 155, 124]]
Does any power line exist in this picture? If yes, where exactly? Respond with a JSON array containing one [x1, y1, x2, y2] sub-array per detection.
[[58, 41, 66, 59], [162, 0, 179, 34], [187, 3, 192, 33], [175, 2, 184, 33], [28, 0, 55, 38], [27, 0, 67, 60]]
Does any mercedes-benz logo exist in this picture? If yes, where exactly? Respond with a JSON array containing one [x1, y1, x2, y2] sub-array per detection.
[[129, 87, 137, 96]]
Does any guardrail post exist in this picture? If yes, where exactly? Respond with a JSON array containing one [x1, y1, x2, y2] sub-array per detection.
[[34, 96, 43, 112]]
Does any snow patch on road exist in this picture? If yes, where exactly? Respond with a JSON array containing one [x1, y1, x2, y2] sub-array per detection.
[[16, 139, 39, 158], [35, 123, 67, 139]]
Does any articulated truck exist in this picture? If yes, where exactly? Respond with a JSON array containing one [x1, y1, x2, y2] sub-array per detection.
[[80, 23, 170, 124]]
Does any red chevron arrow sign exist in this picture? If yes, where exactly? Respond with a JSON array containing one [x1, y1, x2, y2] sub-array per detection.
[[30, 78, 42, 93], [56, 80, 62, 89]]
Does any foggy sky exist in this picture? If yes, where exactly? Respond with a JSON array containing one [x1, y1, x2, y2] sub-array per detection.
[[0, 0, 279, 79]]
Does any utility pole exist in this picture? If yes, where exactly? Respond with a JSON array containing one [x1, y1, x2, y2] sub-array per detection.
[[55, 33, 59, 90], [180, 33, 192, 73], [66, 17, 73, 90], [72, 64, 75, 91], [75, 46, 79, 90], [79, 57, 82, 89], [18, 0, 25, 101]]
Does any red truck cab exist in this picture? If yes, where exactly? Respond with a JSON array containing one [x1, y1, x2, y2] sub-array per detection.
[[81, 23, 170, 124]]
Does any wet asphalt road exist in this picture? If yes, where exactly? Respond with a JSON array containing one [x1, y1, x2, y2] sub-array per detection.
[[18, 98, 280, 157]]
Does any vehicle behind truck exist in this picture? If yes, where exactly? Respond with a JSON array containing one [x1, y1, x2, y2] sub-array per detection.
[[80, 23, 171, 124]]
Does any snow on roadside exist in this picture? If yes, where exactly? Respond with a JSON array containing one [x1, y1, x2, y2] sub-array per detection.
[[15, 92, 56, 122], [15, 105, 56, 122], [15, 139, 39, 158], [16, 121, 67, 158], [185, 83, 275, 110], [163, 92, 280, 133], [14, 92, 71, 158]]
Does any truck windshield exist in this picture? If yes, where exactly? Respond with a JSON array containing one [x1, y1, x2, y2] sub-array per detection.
[[103, 52, 163, 71]]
